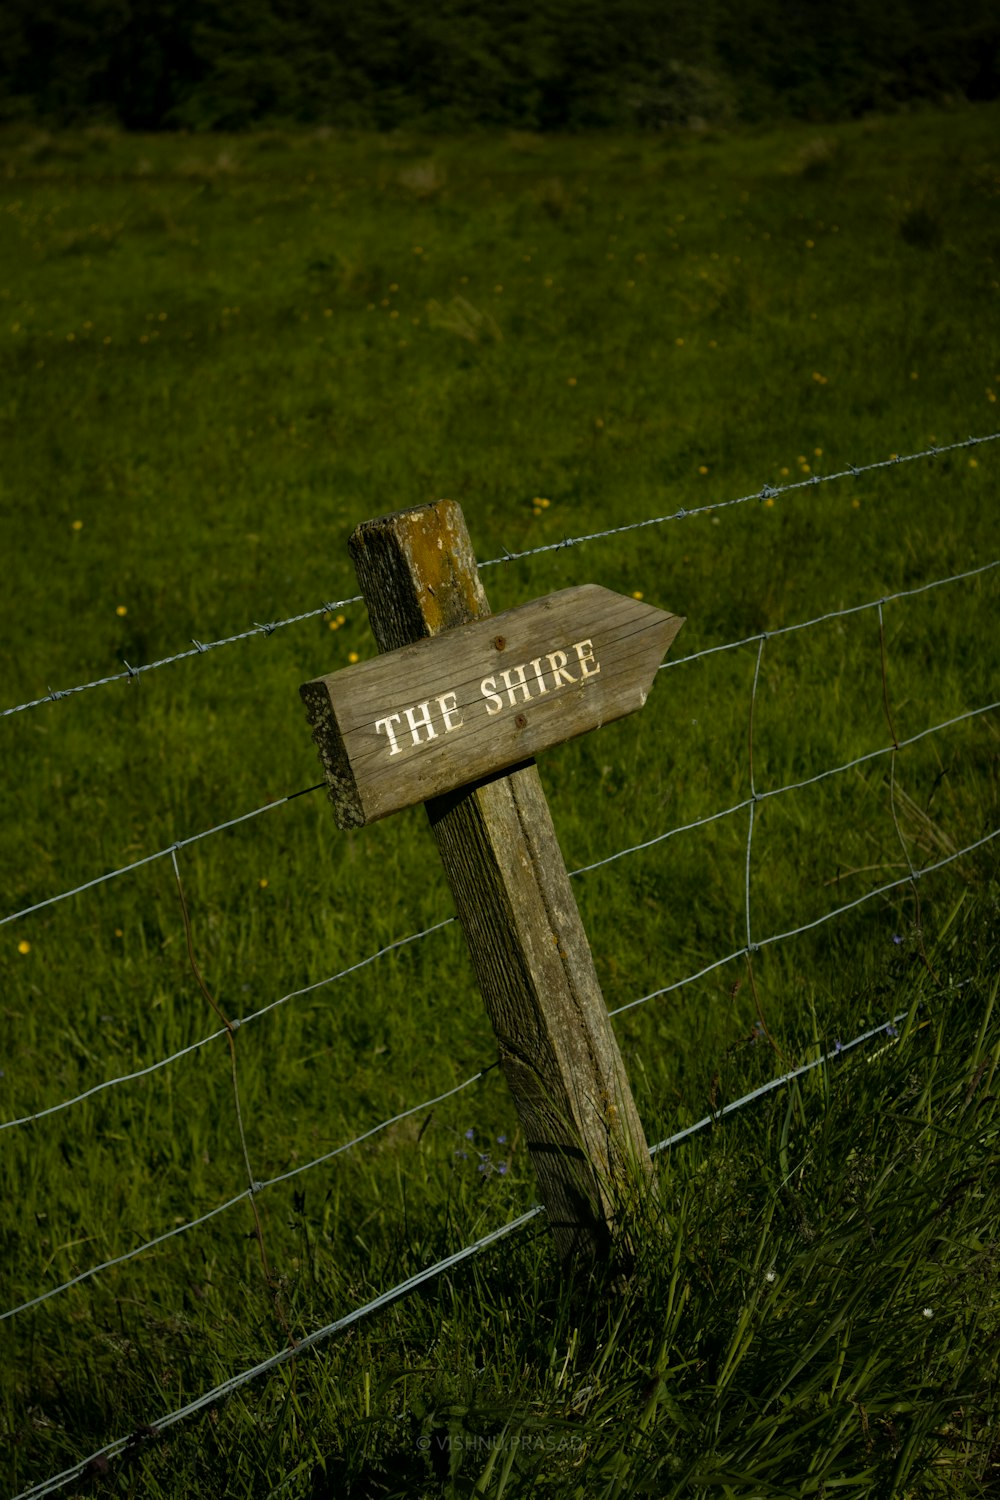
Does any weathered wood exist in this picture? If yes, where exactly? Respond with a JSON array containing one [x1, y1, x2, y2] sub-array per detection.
[[301, 585, 683, 828], [338, 500, 664, 1266]]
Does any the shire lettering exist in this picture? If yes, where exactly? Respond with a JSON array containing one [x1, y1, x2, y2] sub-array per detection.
[[482, 640, 599, 715], [373, 638, 600, 757]]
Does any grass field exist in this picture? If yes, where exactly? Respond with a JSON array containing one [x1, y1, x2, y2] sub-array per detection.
[[1, 104, 999, 1497]]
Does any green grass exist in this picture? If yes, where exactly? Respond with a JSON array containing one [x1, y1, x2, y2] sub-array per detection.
[[1, 106, 999, 1497]]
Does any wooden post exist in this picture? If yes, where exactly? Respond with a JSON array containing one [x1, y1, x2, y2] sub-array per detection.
[[303, 501, 683, 1267]]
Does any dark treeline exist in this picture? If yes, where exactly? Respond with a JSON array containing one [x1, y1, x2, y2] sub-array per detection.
[[2, 0, 998, 132]]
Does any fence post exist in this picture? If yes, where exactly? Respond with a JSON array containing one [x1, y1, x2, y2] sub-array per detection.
[[359, 501, 656, 1266], [311, 500, 664, 1268]]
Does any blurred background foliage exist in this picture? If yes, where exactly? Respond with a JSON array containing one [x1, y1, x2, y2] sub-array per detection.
[[2, 0, 998, 133]]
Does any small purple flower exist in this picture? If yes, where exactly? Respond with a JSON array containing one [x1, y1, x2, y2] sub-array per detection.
[[834, 1039, 843, 1055], [892, 934, 903, 945], [496, 1134, 507, 1145], [497, 1162, 508, 1176], [464, 1128, 475, 1141], [886, 1023, 899, 1037], [478, 1160, 490, 1174]]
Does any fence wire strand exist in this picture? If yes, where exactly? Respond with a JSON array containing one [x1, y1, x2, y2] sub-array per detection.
[[0, 918, 458, 1133], [3, 433, 996, 723], [0, 1069, 490, 1323], [3, 698, 995, 1134], [5, 445, 999, 1496], [660, 556, 999, 675], [476, 432, 999, 569], [610, 822, 999, 1018], [4, 556, 995, 937], [0, 782, 325, 930], [11, 986, 964, 1500], [1, 598, 363, 720], [6, 808, 994, 1327]]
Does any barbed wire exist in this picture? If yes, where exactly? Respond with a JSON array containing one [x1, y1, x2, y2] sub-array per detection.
[[477, 432, 1000, 571], [614, 546, 999, 1025], [6, 804, 994, 1326], [5, 476, 998, 1492], [11, 987, 960, 1500], [3, 691, 994, 1135], [0, 597, 362, 720], [6, 677, 993, 1139], [3, 431, 996, 723], [4, 554, 994, 936]]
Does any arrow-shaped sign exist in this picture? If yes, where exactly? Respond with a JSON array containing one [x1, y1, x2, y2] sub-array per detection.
[[302, 583, 684, 828]]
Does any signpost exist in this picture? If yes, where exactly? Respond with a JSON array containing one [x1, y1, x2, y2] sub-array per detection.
[[302, 500, 684, 1267]]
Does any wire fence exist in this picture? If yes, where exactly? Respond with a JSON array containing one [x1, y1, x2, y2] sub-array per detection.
[[4, 431, 999, 1499], [2, 686, 995, 1136], [2, 430, 997, 723], [2, 542, 996, 1317], [3, 556, 995, 937], [7, 993, 964, 1500]]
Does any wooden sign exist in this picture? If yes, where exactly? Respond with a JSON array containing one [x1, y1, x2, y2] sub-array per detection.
[[301, 500, 684, 1269], [301, 585, 683, 828]]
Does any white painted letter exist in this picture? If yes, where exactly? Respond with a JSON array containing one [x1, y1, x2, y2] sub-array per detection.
[[573, 639, 600, 679], [480, 676, 503, 716], [529, 657, 549, 695], [546, 649, 577, 688], [501, 663, 532, 706], [375, 713, 403, 755], [438, 691, 463, 732], [404, 701, 438, 745]]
